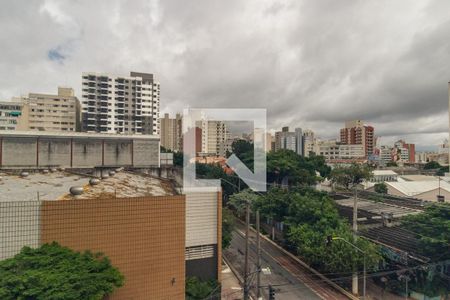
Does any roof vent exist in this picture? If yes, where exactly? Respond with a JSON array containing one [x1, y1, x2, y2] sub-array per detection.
[[20, 172, 29, 178], [89, 178, 101, 186], [69, 186, 84, 195]]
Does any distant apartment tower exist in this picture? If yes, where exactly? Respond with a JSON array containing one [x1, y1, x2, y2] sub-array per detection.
[[160, 113, 182, 152], [199, 120, 230, 156], [14, 87, 81, 132], [81, 72, 160, 134], [303, 129, 315, 157], [266, 132, 273, 152], [394, 140, 416, 163], [274, 126, 304, 155], [0, 101, 23, 130], [340, 120, 374, 158]]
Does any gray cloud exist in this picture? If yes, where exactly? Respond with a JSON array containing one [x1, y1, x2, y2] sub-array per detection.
[[0, 0, 449, 147]]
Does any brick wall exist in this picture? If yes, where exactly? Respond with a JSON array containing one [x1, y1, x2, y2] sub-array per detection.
[[40, 196, 185, 300]]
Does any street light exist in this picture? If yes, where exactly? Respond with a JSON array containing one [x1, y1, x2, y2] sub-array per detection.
[[326, 235, 367, 299]]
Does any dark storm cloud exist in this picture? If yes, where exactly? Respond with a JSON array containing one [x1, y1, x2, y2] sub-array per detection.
[[0, 0, 449, 146]]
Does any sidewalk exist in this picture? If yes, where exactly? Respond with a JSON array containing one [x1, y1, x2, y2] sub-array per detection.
[[221, 260, 243, 300]]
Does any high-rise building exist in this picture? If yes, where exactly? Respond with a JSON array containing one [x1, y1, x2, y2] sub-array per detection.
[[0, 101, 23, 130], [340, 120, 374, 158], [274, 126, 304, 155], [295, 128, 303, 156], [265, 132, 273, 152], [393, 140, 416, 163], [81, 72, 160, 135], [160, 113, 182, 152], [14, 87, 81, 132], [198, 120, 230, 156], [303, 129, 315, 157]]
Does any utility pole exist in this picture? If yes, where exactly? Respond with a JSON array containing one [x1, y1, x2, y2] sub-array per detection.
[[256, 210, 261, 299], [352, 185, 359, 296], [243, 202, 250, 300], [404, 275, 410, 300]]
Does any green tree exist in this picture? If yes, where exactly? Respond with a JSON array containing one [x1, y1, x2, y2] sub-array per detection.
[[222, 208, 235, 249], [185, 277, 219, 300], [267, 150, 319, 186], [228, 140, 254, 171], [0, 242, 124, 300], [253, 188, 381, 275], [374, 182, 388, 194], [424, 161, 441, 170], [435, 165, 448, 176], [228, 189, 259, 217], [330, 163, 372, 190], [196, 163, 241, 198], [399, 204, 450, 297], [401, 204, 450, 260]]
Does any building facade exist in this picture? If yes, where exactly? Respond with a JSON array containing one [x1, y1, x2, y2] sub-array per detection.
[[274, 126, 304, 155], [315, 140, 365, 161], [340, 120, 374, 158], [199, 120, 230, 156], [0, 101, 23, 130], [81, 72, 160, 135], [0, 131, 160, 169], [303, 129, 315, 157], [13, 87, 81, 132], [160, 113, 182, 152], [265, 132, 273, 152]]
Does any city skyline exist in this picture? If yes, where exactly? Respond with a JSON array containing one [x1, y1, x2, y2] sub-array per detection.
[[0, 1, 449, 148]]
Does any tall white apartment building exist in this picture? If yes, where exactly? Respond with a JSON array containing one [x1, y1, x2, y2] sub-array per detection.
[[81, 72, 160, 135], [198, 120, 230, 156]]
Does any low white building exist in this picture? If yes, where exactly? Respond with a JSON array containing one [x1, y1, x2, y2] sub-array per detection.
[[315, 140, 365, 161], [370, 170, 398, 182], [384, 180, 450, 202]]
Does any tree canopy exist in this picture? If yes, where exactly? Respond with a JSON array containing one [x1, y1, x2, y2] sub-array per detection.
[[0, 242, 124, 300], [374, 182, 388, 194], [401, 204, 450, 260], [222, 208, 235, 249], [330, 163, 372, 189], [185, 277, 219, 300], [424, 161, 441, 170], [267, 149, 331, 186], [228, 139, 254, 171], [251, 187, 381, 274]]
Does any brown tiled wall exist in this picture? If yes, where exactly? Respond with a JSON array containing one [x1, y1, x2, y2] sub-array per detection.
[[216, 191, 222, 282], [41, 196, 185, 300]]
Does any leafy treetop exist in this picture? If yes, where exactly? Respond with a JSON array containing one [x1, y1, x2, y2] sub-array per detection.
[[0, 242, 124, 300]]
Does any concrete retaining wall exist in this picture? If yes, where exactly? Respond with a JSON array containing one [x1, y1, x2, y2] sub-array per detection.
[[0, 132, 159, 169]]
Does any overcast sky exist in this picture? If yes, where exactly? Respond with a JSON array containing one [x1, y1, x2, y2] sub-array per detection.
[[1, 0, 449, 149]]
